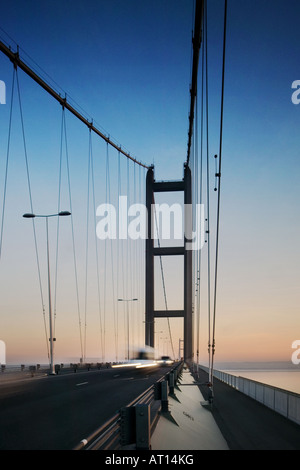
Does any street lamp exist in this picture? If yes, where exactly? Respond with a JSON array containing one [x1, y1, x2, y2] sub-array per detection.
[[117, 298, 138, 361], [23, 211, 71, 375]]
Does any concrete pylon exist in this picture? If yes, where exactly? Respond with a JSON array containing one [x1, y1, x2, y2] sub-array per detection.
[[145, 164, 193, 363]]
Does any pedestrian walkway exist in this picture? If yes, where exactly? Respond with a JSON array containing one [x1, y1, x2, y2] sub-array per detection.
[[151, 367, 229, 450], [197, 368, 300, 450]]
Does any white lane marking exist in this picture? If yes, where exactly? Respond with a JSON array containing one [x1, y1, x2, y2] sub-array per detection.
[[76, 382, 89, 386]]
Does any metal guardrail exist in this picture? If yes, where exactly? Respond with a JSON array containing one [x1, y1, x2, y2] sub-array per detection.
[[0, 362, 112, 376], [201, 366, 300, 426], [74, 361, 184, 450]]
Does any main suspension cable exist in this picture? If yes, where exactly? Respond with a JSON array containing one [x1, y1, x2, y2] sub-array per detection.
[[0, 40, 151, 171]]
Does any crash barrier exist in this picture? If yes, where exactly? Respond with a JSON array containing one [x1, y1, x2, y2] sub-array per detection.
[[0, 362, 112, 377], [74, 362, 184, 450]]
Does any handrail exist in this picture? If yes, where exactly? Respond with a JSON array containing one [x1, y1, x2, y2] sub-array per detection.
[[200, 365, 300, 426], [73, 412, 121, 450]]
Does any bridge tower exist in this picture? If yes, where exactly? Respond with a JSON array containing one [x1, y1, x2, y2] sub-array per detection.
[[145, 164, 193, 363]]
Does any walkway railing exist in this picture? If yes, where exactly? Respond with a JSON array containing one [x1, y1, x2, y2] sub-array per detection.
[[74, 361, 184, 450], [201, 366, 300, 426]]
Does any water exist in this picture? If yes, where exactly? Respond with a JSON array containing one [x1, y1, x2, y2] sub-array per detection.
[[223, 370, 300, 395]]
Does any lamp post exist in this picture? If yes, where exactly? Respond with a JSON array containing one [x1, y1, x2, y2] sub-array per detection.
[[117, 298, 138, 361], [23, 211, 71, 375]]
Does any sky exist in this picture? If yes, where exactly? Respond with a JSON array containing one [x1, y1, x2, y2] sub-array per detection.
[[0, 0, 299, 367]]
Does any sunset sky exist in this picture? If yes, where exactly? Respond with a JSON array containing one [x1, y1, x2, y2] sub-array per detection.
[[0, 0, 299, 366]]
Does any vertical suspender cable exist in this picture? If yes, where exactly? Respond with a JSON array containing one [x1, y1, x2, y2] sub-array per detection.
[[204, 0, 213, 384], [119, 152, 126, 358], [62, 110, 84, 362], [15, 68, 50, 359], [103, 142, 118, 362], [133, 163, 137, 350], [103, 143, 109, 362], [116, 151, 121, 358], [83, 130, 91, 362], [126, 159, 130, 356], [108, 151, 117, 362], [128, 161, 134, 347], [195, 93, 199, 368], [202, 0, 213, 383], [1, 68, 48, 355], [53, 107, 64, 339], [137, 164, 142, 348], [153, 199, 176, 361], [211, 0, 227, 385], [0, 68, 15, 262], [90, 131, 104, 362], [196, 29, 205, 372]]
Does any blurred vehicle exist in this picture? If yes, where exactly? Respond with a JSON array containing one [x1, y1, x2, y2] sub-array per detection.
[[112, 346, 158, 370], [158, 356, 174, 366], [133, 346, 158, 369]]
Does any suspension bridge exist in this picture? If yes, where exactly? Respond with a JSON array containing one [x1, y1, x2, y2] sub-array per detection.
[[0, 0, 218, 375], [0, 0, 300, 452]]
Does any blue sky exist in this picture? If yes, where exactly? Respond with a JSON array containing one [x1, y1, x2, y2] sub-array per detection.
[[0, 0, 195, 177], [0, 0, 299, 365]]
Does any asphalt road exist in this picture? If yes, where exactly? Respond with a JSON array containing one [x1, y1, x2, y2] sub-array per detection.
[[0, 365, 172, 450]]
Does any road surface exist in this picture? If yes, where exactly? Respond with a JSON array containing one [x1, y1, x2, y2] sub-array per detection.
[[0, 365, 171, 450]]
